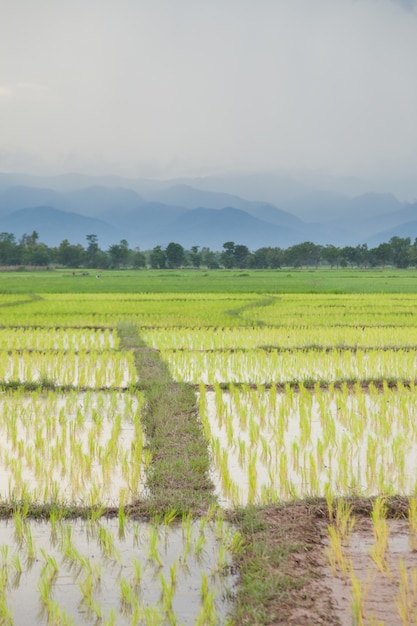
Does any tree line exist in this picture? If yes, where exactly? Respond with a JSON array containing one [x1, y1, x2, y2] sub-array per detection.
[[0, 231, 416, 270]]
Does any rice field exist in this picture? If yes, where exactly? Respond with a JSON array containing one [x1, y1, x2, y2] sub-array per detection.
[[2, 283, 417, 624]]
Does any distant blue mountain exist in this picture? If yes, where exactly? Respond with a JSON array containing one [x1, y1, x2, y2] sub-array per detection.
[[0, 206, 122, 248], [0, 173, 415, 249]]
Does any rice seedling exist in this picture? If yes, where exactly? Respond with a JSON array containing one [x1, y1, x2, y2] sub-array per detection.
[[369, 497, 391, 575], [408, 497, 417, 551], [119, 576, 137, 613], [350, 565, 366, 626], [159, 570, 175, 611], [148, 524, 163, 568], [396, 559, 417, 625]]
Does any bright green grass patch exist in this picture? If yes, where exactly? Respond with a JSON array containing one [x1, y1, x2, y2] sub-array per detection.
[[1, 268, 417, 294]]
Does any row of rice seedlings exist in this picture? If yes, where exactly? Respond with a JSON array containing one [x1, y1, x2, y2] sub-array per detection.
[[1, 294, 257, 328], [163, 347, 417, 384], [0, 328, 117, 351], [237, 293, 417, 327], [0, 390, 147, 505], [0, 512, 240, 625], [143, 324, 417, 351], [199, 383, 417, 505], [326, 497, 417, 625], [0, 350, 136, 387]]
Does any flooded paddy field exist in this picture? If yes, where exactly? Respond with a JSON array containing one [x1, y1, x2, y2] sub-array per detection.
[[1, 288, 417, 623]]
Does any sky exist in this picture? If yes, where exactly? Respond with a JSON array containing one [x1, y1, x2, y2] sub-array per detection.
[[1, 0, 417, 193]]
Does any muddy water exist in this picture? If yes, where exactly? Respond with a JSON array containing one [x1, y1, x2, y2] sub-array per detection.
[[0, 391, 147, 505], [0, 517, 238, 625], [202, 389, 417, 506], [325, 519, 417, 626]]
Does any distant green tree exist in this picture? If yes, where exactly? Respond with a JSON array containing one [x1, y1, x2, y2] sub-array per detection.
[[108, 239, 130, 268], [321, 244, 341, 268], [389, 236, 411, 268], [149, 245, 166, 269], [234, 244, 250, 269], [20, 231, 51, 266], [0, 233, 19, 265], [201, 247, 219, 269], [221, 242, 235, 268], [131, 248, 146, 268], [56, 239, 84, 267], [189, 246, 202, 268], [368, 243, 392, 268], [85, 234, 100, 268], [166, 242, 185, 268]]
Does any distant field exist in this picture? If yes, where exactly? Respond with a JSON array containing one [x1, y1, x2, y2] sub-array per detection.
[[1, 267, 417, 293]]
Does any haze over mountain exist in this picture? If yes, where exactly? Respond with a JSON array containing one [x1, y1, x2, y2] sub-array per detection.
[[0, 172, 415, 250]]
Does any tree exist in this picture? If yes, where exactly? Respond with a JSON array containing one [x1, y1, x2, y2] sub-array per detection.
[[189, 246, 202, 268], [85, 234, 100, 268], [234, 244, 250, 269], [389, 236, 411, 268], [368, 243, 392, 268], [321, 245, 341, 268], [0, 233, 19, 265], [221, 242, 235, 268], [108, 239, 130, 268], [201, 247, 219, 269], [56, 239, 83, 267], [165, 242, 185, 269], [131, 248, 146, 268], [149, 245, 166, 269]]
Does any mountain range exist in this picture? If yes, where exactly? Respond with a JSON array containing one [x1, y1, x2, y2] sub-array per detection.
[[0, 172, 415, 250]]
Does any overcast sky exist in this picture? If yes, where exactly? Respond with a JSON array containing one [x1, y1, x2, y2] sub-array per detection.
[[1, 0, 417, 191]]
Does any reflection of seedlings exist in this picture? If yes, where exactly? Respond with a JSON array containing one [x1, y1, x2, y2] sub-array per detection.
[[11, 554, 22, 588], [0, 546, 10, 589], [79, 571, 102, 619], [24, 525, 36, 564], [40, 548, 59, 584], [169, 561, 177, 590], [0, 591, 12, 626], [103, 609, 117, 625], [148, 524, 162, 567], [194, 530, 207, 556], [182, 513, 192, 542], [197, 572, 217, 626], [132, 558, 142, 588], [98, 525, 120, 562], [119, 577, 137, 613], [159, 570, 174, 611]]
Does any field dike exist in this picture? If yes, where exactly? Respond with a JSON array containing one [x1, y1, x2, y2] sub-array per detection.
[[117, 321, 216, 515], [118, 321, 342, 625]]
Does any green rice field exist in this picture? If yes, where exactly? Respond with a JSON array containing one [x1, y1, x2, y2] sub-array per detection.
[[1, 268, 417, 624]]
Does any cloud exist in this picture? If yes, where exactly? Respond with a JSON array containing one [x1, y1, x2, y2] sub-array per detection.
[[0, 86, 12, 98], [0, 83, 47, 101], [389, 0, 417, 9]]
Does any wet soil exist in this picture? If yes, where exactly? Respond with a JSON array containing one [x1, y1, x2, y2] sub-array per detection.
[[244, 500, 414, 626]]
